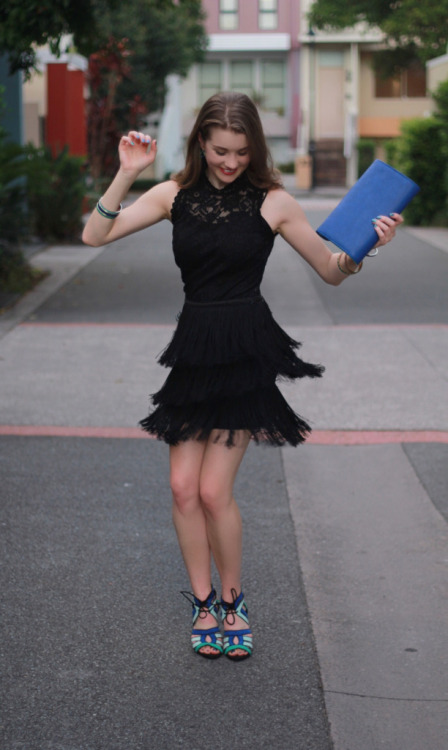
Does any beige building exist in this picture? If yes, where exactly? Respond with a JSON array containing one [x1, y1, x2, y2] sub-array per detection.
[[427, 53, 448, 99], [298, 0, 432, 186]]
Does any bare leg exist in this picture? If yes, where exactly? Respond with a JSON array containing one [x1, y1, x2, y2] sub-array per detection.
[[170, 439, 218, 656], [199, 430, 251, 658], [199, 431, 250, 599], [170, 431, 251, 658], [170, 439, 210, 597]]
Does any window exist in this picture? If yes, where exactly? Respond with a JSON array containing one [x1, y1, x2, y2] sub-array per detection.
[[318, 50, 344, 68], [198, 62, 223, 105], [375, 60, 427, 98], [230, 61, 254, 98], [406, 62, 427, 97], [219, 0, 238, 31], [375, 73, 401, 98], [196, 58, 287, 116], [259, 0, 278, 30], [261, 60, 285, 114]]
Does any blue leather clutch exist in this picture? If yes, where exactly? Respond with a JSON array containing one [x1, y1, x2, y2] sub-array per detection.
[[316, 160, 420, 263]]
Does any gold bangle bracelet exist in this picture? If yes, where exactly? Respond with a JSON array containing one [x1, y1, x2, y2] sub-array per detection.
[[337, 252, 363, 276], [347, 255, 363, 274], [336, 253, 351, 275]]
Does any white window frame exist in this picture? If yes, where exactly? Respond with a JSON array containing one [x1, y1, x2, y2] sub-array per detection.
[[259, 0, 278, 31], [260, 58, 286, 115], [197, 61, 223, 105], [229, 59, 255, 98], [219, 0, 239, 31], [196, 56, 287, 117]]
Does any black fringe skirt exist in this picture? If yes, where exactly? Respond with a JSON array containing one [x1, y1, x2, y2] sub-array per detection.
[[139, 296, 324, 447]]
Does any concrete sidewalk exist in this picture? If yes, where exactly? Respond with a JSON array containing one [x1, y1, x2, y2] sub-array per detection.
[[1, 200, 447, 749]]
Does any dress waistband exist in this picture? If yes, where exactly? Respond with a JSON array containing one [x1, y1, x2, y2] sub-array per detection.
[[185, 295, 263, 308]]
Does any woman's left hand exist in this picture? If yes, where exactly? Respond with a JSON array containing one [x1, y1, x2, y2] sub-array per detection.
[[373, 213, 404, 247]]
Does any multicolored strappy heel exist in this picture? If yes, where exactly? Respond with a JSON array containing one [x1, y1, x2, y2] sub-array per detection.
[[181, 588, 223, 659], [220, 589, 253, 661]]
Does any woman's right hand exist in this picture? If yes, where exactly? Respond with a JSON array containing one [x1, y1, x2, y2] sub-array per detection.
[[118, 131, 157, 176]]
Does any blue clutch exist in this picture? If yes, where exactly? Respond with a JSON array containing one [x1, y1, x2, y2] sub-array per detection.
[[316, 160, 420, 263]]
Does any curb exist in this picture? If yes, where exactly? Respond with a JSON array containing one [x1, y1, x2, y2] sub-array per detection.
[[0, 244, 105, 340]]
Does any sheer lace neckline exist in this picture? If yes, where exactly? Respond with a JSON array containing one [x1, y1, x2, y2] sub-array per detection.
[[202, 170, 249, 194], [171, 167, 268, 227]]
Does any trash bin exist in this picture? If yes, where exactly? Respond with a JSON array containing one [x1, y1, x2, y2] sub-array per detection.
[[295, 155, 312, 190]]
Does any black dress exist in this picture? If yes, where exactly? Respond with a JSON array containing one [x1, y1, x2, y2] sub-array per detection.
[[140, 170, 324, 446]]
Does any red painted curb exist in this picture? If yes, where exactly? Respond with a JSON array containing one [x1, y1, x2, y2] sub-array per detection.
[[308, 430, 448, 445], [1, 426, 448, 444], [0, 425, 147, 439]]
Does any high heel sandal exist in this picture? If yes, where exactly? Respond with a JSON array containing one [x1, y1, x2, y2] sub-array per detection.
[[181, 588, 223, 659], [220, 589, 253, 661]]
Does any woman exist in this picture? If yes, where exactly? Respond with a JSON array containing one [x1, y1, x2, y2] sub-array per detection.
[[83, 92, 402, 661]]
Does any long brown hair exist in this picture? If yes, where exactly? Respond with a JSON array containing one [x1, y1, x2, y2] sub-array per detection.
[[174, 92, 282, 190]]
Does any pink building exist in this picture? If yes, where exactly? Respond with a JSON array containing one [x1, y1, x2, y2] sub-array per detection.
[[168, 1, 431, 186], [178, 1, 301, 166]]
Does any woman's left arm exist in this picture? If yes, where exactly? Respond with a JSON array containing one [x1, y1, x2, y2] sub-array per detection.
[[262, 190, 403, 286]]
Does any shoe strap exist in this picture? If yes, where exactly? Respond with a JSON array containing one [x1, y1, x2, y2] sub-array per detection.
[[220, 588, 249, 626], [181, 588, 220, 627], [192, 625, 221, 636]]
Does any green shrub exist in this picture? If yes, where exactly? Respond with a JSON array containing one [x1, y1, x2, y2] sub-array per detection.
[[0, 91, 45, 298], [0, 246, 47, 296], [383, 80, 448, 226], [392, 118, 446, 226], [0, 132, 34, 297], [384, 139, 399, 167], [432, 79, 448, 148], [0, 128, 87, 297], [0, 140, 28, 243], [276, 161, 295, 174], [356, 139, 375, 177], [23, 146, 87, 240], [432, 79, 448, 222]]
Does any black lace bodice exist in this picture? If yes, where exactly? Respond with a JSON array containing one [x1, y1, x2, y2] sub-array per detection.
[[171, 170, 276, 302]]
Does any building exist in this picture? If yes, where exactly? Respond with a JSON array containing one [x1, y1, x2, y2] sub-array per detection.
[[177, 0, 302, 167], [19, 2, 441, 187], [172, 1, 434, 186], [299, 0, 432, 186], [22, 43, 88, 156], [426, 53, 448, 98]]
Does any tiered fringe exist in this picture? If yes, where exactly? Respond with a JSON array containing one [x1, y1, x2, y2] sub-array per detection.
[[140, 296, 324, 447]]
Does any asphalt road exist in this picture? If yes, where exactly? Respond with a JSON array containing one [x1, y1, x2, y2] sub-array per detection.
[[1, 195, 447, 750], [25, 209, 448, 327]]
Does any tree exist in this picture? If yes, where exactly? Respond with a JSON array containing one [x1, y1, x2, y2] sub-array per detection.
[[0, 0, 110, 76], [0, 0, 206, 80], [86, 1, 207, 180], [98, 0, 207, 115], [0, 0, 206, 179], [308, 0, 448, 72], [86, 37, 136, 183], [432, 79, 448, 202]]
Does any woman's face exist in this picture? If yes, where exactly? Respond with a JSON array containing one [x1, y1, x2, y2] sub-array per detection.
[[199, 127, 250, 189]]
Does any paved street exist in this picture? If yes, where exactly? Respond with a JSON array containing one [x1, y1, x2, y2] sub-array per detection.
[[1, 185, 448, 749]]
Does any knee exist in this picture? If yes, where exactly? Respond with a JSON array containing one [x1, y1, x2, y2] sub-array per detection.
[[170, 471, 200, 514], [199, 481, 229, 519]]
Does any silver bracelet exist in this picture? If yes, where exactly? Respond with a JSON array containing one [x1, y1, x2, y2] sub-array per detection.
[[96, 198, 123, 219]]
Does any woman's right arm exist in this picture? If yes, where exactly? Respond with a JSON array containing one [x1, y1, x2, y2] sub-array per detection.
[[82, 131, 177, 247]]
